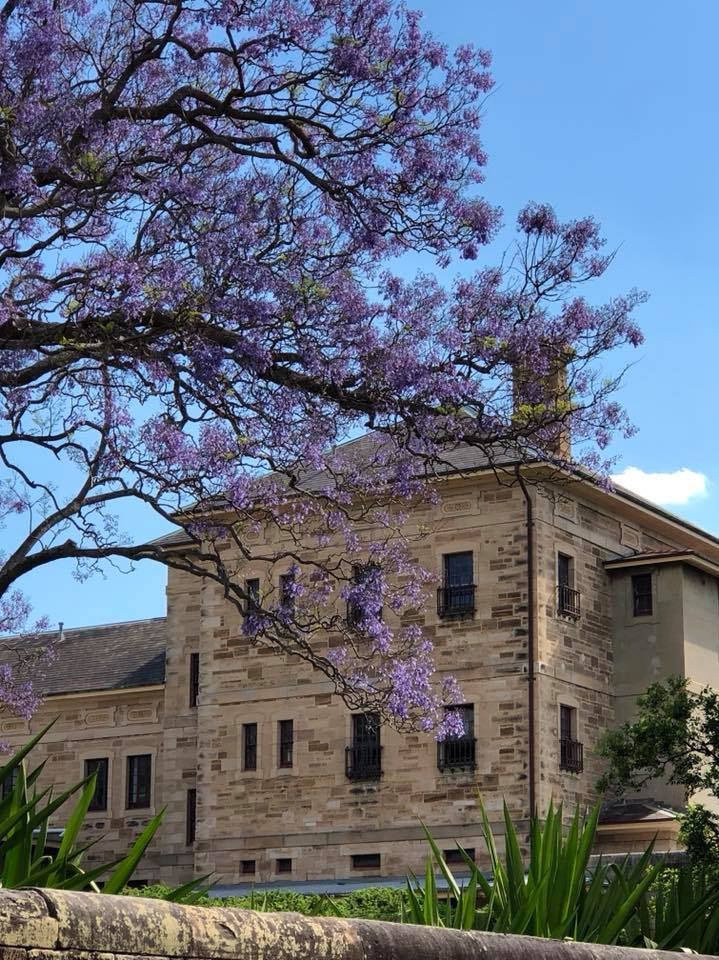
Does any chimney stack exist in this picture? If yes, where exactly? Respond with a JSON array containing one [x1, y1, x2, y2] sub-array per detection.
[[512, 344, 572, 460]]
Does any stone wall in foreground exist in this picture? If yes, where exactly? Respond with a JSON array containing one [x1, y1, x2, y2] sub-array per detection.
[[0, 888, 714, 960]]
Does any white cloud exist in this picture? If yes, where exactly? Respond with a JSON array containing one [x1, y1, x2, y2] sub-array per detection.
[[611, 466, 708, 507]]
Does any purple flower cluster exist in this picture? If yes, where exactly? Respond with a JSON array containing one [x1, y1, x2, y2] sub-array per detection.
[[0, 0, 646, 728]]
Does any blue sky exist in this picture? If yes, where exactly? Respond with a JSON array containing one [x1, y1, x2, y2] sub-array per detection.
[[11, 0, 719, 630]]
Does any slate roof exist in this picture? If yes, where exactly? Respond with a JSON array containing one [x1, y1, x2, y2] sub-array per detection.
[[599, 799, 682, 825], [3, 618, 166, 697]]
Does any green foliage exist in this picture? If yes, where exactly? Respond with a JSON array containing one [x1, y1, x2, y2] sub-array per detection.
[[129, 884, 408, 921], [0, 723, 201, 898], [597, 676, 719, 863], [406, 798, 662, 943], [638, 866, 719, 953]]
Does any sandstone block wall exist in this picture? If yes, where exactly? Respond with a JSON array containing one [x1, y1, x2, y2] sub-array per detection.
[[0, 689, 165, 881]]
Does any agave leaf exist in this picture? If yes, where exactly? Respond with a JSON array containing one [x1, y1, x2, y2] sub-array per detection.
[[102, 808, 165, 895], [163, 874, 214, 904]]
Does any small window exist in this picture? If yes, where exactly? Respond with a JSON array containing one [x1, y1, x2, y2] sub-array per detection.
[[278, 719, 293, 769], [559, 704, 576, 741], [276, 857, 292, 874], [438, 705, 476, 771], [443, 847, 475, 865], [126, 755, 152, 809], [243, 723, 258, 771], [186, 788, 197, 845], [559, 704, 583, 773], [347, 563, 382, 627], [245, 578, 261, 615], [346, 713, 382, 780], [444, 551, 473, 586], [558, 553, 573, 587], [0, 768, 18, 801], [351, 853, 381, 870], [189, 652, 200, 708], [557, 553, 580, 618], [632, 573, 653, 617], [280, 572, 295, 615], [84, 758, 109, 812], [438, 552, 475, 617], [241, 859, 256, 875]]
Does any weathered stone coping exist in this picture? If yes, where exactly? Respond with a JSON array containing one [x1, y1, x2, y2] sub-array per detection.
[[0, 888, 715, 960]]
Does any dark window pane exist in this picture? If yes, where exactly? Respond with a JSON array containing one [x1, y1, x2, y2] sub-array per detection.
[[444, 552, 473, 586], [85, 758, 109, 812], [558, 553, 572, 587], [632, 573, 653, 616], [352, 713, 380, 747], [189, 652, 200, 708], [280, 573, 295, 614], [346, 713, 382, 780], [0, 767, 19, 801], [438, 553, 475, 617], [126, 755, 151, 809], [351, 853, 381, 869], [243, 723, 258, 771], [438, 705, 476, 771], [245, 578, 260, 614], [241, 859, 256, 875], [443, 847, 475, 865], [559, 704, 574, 741], [279, 719, 293, 768], [347, 563, 382, 627], [276, 857, 292, 873], [186, 788, 197, 845]]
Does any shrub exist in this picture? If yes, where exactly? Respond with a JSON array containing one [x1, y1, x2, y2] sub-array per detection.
[[129, 884, 408, 921]]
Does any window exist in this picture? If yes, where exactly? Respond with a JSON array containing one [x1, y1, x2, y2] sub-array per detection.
[[437, 551, 475, 617], [351, 853, 381, 870], [346, 713, 382, 780], [84, 758, 109, 812], [559, 704, 583, 773], [557, 553, 580, 618], [240, 859, 256, 875], [186, 788, 197, 845], [126, 754, 152, 809], [278, 719, 293, 769], [438, 704, 476, 771], [632, 573, 653, 617], [243, 723, 258, 771], [189, 652, 200, 708], [559, 704, 575, 741], [276, 857, 292, 874], [443, 847, 475, 865], [245, 578, 261, 615], [347, 563, 382, 627], [0, 767, 19, 801], [280, 572, 295, 615]]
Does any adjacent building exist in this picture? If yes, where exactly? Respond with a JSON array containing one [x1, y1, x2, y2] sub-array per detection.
[[3, 447, 718, 887]]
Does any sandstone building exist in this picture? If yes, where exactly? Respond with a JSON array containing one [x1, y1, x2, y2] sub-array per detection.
[[3, 448, 718, 888]]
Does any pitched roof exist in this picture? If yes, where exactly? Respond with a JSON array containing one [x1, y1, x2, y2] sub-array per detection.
[[599, 799, 682, 825], [152, 434, 525, 546], [4, 618, 166, 697]]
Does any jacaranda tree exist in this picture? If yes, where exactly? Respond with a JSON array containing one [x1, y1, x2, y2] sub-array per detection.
[[0, 0, 646, 727]]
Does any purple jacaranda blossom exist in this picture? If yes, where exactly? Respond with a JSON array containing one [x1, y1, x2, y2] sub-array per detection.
[[0, 0, 646, 728]]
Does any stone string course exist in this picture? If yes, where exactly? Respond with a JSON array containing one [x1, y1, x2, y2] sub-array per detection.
[[0, 889, 714, 960]]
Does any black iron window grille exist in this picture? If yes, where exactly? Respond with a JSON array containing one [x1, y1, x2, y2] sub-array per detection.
[[437, 705, 476, 771], [438, 552, 475, 618], [345, 713, 382, 780]]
